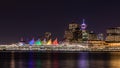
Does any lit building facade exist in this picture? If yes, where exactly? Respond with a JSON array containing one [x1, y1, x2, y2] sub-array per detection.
[[64, 30, 73, 41], [88, 31, 105, 46], [88, 31, 98, 41], [64, 22, 82, 42], [44, 32, 52, 41], [106, 27, 120, 42], [97, 33, 104, 41], [64, 19, 88, 43], [68, 22, 80, 30], [64, 19, 104, 45]]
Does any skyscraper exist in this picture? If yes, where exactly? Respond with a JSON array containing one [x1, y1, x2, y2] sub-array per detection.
[[64, 21, 84, 43], [106, 27, 120, 42], [44, 32, 52, 41]]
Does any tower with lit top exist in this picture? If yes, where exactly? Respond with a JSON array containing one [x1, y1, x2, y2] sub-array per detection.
[[64, 19, 89, 43], [81, 19, 87, 30], [81, 19, 88, 41]]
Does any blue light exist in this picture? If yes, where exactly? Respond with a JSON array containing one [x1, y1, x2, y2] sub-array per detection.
[[29, 38, 35, 46]]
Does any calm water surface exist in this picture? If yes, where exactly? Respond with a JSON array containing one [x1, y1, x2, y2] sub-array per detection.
[[0, 52, 120, 68]]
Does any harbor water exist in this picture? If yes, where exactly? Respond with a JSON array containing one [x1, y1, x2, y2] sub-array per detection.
[[0, 52, 120, 68]]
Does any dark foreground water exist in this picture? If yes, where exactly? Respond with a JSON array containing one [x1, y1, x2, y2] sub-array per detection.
[[0, 52, 120, 68]]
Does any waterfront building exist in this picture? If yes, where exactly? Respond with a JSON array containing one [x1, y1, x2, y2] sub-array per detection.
[[106, 27, 120, 42], [88, 31, 98, 41], [105, 27, 120, 46], [88, 31, 105, 46], [88, 40, 105, 46], [97, 33, 104, 41]]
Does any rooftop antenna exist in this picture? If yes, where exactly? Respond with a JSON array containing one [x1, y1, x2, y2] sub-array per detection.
[[81, 18, 87, 30], [83, 19, 85, 24]]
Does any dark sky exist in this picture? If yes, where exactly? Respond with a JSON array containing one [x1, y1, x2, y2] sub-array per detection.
[[0, 0, 120, 43]]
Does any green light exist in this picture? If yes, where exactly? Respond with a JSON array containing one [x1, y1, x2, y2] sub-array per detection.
[[35, 39, 42, 45]]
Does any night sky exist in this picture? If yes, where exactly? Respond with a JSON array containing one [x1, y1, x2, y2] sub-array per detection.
[[0, 0, 120, 43]]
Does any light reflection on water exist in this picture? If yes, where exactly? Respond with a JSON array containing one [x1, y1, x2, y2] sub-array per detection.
[[0, 52, 120, 68], [109, 52, 120, 68], [10, 52, 15, 68], [18, 53, 24, 68], [53, 54, 58, 68], [89, 52, 110, 68], [44, 54, 51, 68], [78, 52, 89, 68], [36, 56, 41, 68], [28, 52, 34, 68]]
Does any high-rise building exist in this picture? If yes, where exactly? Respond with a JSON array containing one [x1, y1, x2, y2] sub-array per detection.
[[88, 31, 98, 41], [64, 19, 88, 42], [64, 22, 82, 42], [97, 33, 104, 41], [44, 32, 51, 41], [64, 19, 105, 46], [68, 22, 80, 30], [106, 27, 120, 42], [64, 30, 73, 42]]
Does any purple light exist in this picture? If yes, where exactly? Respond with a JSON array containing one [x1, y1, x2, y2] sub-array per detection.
[[78, 53, 89, 68], [81, 19, 87, 30]]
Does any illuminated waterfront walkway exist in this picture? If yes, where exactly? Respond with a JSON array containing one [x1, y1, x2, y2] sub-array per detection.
[[0, 44, 120, 52]]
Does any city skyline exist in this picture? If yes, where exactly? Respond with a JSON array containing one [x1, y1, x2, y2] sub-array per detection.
[[0, 0, 120, 43]]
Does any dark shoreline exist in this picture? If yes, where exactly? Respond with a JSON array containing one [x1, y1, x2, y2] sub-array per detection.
[[0, 50, 120, 53]]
